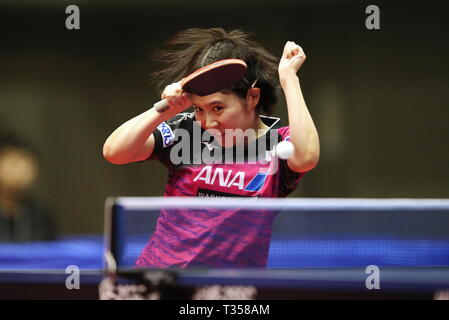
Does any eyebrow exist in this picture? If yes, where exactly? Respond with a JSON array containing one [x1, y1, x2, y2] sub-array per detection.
[[192, 100, 225, 108]]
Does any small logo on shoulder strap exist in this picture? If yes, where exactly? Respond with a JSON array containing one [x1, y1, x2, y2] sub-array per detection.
[[157, 122, 175, 148]]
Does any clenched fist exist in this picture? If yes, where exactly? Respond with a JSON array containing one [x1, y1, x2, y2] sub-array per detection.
[[160, 81, 193, 117], [278, 41, 306, 83]]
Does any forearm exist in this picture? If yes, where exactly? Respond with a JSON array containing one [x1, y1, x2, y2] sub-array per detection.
[[103, 107, 165, 163], [281, 74, 320, 172], [103, 80, 193, 164]]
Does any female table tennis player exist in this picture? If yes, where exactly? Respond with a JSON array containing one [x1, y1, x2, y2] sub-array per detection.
[[103, 28, 320, 268]]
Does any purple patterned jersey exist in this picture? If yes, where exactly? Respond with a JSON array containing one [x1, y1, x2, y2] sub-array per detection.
[[135, 113, 305, 268]]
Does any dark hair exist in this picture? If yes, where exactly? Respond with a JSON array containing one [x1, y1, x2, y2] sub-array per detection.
[[0, 132, 40, 162], [151, 28, 280, 115]]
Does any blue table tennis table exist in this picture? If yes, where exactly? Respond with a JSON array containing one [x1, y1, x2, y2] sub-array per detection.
[[1, 198, 448, 299]]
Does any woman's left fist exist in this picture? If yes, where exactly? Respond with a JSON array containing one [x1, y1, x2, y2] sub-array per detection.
[[278, 41, 306, 80]]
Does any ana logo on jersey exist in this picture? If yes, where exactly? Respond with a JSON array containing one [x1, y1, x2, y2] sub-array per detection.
[[193, 166, 270, 192]]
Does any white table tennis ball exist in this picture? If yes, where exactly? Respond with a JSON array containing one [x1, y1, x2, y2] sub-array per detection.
[[275, 141, 294, 160]]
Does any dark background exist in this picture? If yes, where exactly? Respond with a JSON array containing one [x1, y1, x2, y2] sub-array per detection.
[[1, 1, 448, 235]]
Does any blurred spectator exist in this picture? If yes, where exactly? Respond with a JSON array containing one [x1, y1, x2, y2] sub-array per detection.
[[0, 133, 57, 242]]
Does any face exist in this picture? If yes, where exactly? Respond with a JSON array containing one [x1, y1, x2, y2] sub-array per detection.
[[191, 90, 258, 147], [0, 147, 37, 194]]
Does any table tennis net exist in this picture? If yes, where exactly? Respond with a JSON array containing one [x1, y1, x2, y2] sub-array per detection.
[[104, 197, 449, 269]]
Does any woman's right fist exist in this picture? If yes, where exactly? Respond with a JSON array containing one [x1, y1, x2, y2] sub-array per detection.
[[161, 82, 192, 114]]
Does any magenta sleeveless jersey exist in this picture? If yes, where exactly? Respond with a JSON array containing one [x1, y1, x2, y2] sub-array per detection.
[[135, 113, 305, 268]]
